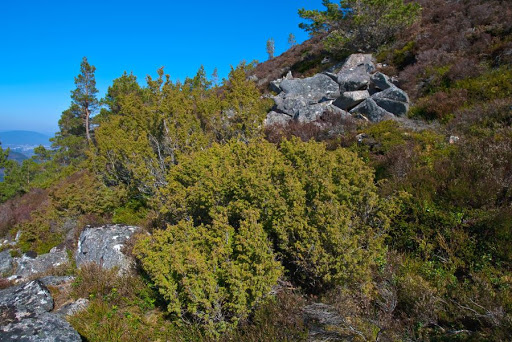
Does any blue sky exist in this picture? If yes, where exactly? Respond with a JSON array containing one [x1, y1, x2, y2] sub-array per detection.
[[0, 0, 323, 135]]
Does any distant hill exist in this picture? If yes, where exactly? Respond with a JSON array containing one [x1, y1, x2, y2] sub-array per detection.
[[0, 131, 51, 147], [0, 151, 28, 182], [8, 151, 29, 164]]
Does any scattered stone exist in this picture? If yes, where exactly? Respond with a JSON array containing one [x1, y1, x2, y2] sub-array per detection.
[[265, 111, 292, 126], [356, 133, 368, 143], [38, 276, 75, 287], [0, 250, 13, 275], [56, 298, 89, 317], [76, 224, 140, 272], [333, 90, 370, 110], [449, 135, 460, 144]]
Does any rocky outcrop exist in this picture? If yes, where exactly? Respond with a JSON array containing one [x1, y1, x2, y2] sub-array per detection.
[[266, 54, 410, 124], [76, 224, 140, 272], [0, 250, 13, 275], [10, 247, 69, 281], [0, 224, 142, 340], [269, 72, 348, 123], [0, 280, 81, 341], [0, 280, 53, 314]]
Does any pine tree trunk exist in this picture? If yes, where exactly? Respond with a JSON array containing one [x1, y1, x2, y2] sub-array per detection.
[[85, 108, 91, 142]]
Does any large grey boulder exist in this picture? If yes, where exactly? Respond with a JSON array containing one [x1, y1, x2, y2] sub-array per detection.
[[0, 280, 53, 314], [371, 86, 410, 117], [0, 271, 81, 341], [269, 71, 293, 94], [350, 98, 395, 122], [372, 86, 409, 103], [269, 73, 342, 124], [279, 74, 340, 103], [370, 72, 394, 91], [0, 250, 13, 275], [295, 102, 347, 123], [333, 90, 370, 110], [12, 247, 69, 280], [337, 65, 371, 92], [373, 98, 409, 117], [76, 224, 140, 272], [339, 54, 376, 73], [273, 95, 309, 117], [0, 311, 81, 341]]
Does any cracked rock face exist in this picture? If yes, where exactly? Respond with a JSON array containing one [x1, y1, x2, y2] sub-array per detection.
[[0, 280, 81, 341], [75, 224, 140, 272], [0, 281, 53, 315], [266, 54, 410, 125], [0, 311, 81, 342], [12, 247, 69, 280]]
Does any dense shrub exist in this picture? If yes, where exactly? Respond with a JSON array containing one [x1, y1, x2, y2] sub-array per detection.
[[13, 171, 124, 254], [134, 210, 282, 334], [93, 64, 271, 197], [144, 138, 396, 300]]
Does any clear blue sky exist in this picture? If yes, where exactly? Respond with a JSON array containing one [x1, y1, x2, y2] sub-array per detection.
[[0, 0, 323, 135]]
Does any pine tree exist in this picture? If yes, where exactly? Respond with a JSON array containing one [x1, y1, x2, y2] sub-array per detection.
[[266, 38, 275, 59], [211, 67, 219, 86], [288, 33, 297, 47], [72, 57, 99, 142], [52, 57, 99, 163]]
